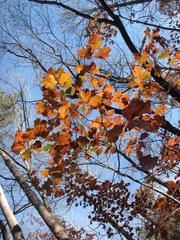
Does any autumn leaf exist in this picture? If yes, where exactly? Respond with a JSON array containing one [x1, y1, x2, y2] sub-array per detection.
[[58, 71, 72, 88], [175, 50, 180, 60], [89, 62, 99, 74], [158, 49, 170, 59], [42, 74, 57, 89], [126, 144, 133, 156], [88, 95, 102, 108], [36, 101, 46, 114], [166, 181, 180, 189], [123, 99, 151, 121], [54, 178, 62, 185], [154, 104, 167, 116], [139, 155, 158, 170], [21, 151, 31, 160], [139, 50, 149, 64], [88, 35, 102, 52], [96, 46, 111, 58], [41, 169, 49, 177], [106, 125, 124, 143], [79, 90, 91, 103], [59, 105, 68, 119], [11, 142, 25, 154], [77, 48, 88, 58], [98, 77, 105, 87], [76, 63, 84, 74], [154, 197, 167, 209], [133, 66, 143, 89]]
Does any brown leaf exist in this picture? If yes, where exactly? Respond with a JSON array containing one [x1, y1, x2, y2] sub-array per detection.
[[123, 99, 151, 121], [106, 125, 124, 143], [139, 155, 158, 170]]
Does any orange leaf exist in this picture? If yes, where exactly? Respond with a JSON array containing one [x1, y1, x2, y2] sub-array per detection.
[[54, 178, 62, 185], [126, 144, 133, 156], [89, 62, 99, 74], [133, 66, 143, 89], [88, 35, 102, 52], [76, 64, 84, 74], [36, 101, 46, 114], [154, 104, 166, 116], [41, 169, 49, 177], [79, 90, 91, 103], [166, 181, 180, 189], [88, 95, 102, 107], [58, 71, 72, 88], [42, 74, 57, 89], [98, 77, 105, 87], [106, 109, 115, 116], [77, 48, 88, 58], [175, 50, 180, 60], [96, 46, 111, 58]]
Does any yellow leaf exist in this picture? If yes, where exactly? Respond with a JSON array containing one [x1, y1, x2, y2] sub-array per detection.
[[133, 66, 143, 89], [139, 50, 149, 64], [42, 74, 57, 89], [158, 49, 170, 59], [58, 71, 72, 88], [41, 169, 49, 177], [76, 64, 84, 74], [142, 70, 150, 80]]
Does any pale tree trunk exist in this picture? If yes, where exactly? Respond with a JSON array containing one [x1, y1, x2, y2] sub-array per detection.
[[0, 219, 9, 240], [0, 149, 69, 240], [0, 184, 25, 240]]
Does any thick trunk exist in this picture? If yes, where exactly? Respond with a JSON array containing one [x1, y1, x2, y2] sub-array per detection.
[[0, 184, 25, 240], [0, 219, 10, 240], [0, 149, 69, 240]]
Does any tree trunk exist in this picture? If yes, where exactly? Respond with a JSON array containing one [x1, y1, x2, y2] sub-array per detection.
[[0, 149, 69, 240], [0, 184, 25, 240], [0, 219, 10, 240]]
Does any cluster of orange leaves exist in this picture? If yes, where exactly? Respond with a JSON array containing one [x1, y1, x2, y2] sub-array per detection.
[[11, 32, 180, 193]]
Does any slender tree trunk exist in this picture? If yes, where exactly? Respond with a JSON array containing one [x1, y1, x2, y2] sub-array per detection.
[[0, 219, 9, 240], [0, 184, 24, 240], [0, 149, 69, 240]]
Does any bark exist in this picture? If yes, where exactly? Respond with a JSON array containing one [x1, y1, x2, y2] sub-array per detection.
[[0, 149, 69, 240], [0, 184, 25, 240], [0, 219, 9, 240]]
